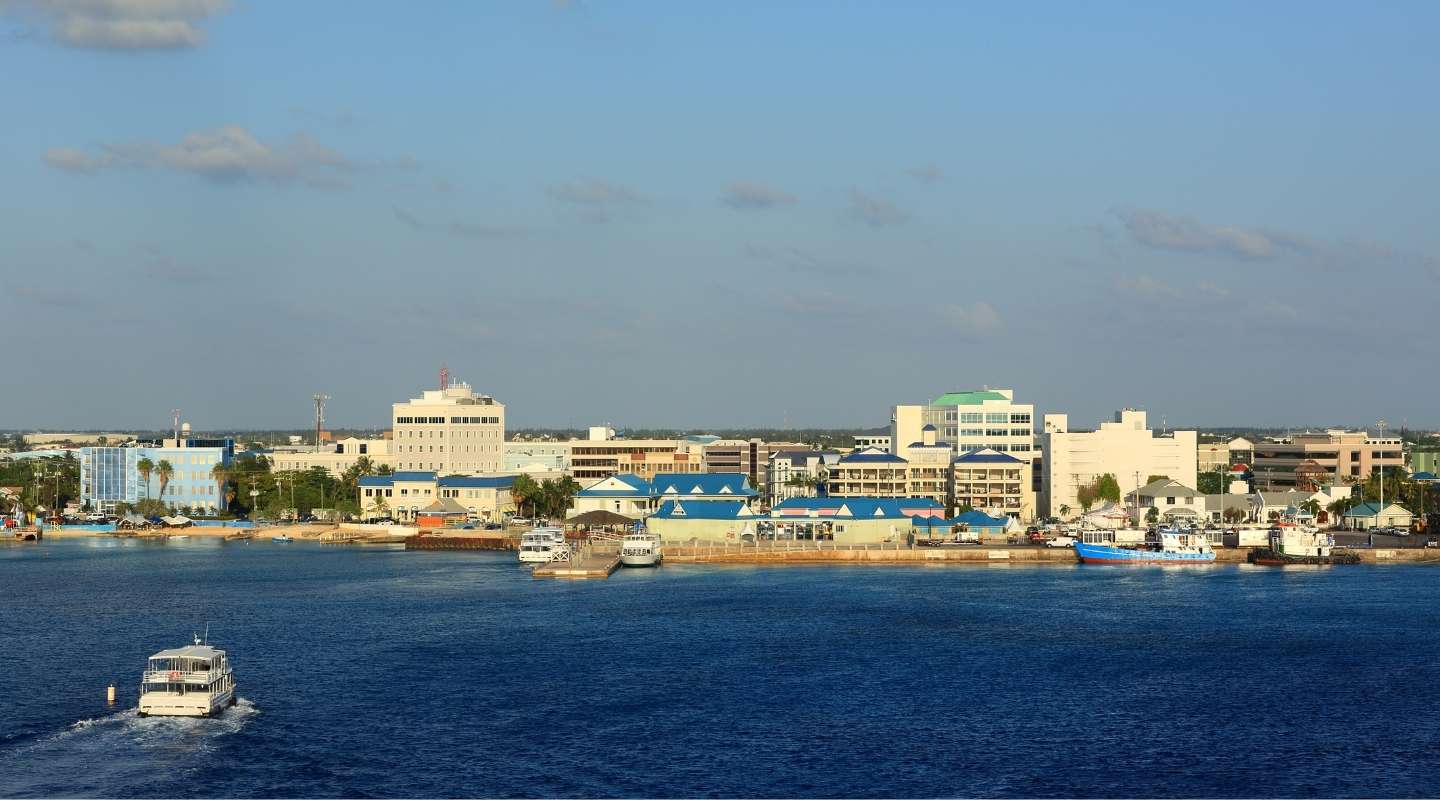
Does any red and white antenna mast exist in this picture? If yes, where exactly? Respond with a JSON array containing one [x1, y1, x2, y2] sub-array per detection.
[[439, 363, 449, 390]]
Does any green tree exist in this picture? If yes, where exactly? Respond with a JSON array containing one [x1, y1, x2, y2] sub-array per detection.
[[1223, 506, 1247, 523], [1145, 507, 1160, 524], [211, 463, 230, 513], [155, 460, 174, 501], [1095, 474, 1121, 504], [1058, 504, 1071, 518], [136, 457, 154, 499], [1077, 485, 1096, 513], [1196, 470, 1224, 495], [1145, 475, 1169, 485], [1299, 498, 1322, 520], [511, 474, 540, 517]]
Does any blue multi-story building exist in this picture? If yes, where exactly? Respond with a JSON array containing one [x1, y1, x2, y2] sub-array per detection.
[[79, 438, 235, 513]]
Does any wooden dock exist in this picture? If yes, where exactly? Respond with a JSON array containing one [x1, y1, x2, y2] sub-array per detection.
[[532, 550, 621, 579]]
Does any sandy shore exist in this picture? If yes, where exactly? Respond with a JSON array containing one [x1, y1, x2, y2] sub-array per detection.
[[41, 523, 340, 539]]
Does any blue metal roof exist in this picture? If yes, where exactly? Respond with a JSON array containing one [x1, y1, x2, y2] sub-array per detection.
[[771, 497, 942, 519], [651, 500, 752, 520], [954, 509, 1009, 528], [838, 451, 907, 464], [358, 475, 393, 487], [391, 471, 437, 482], [437, 475, 516, 489], [952, 449, 1023, 464], [651, 472, 756, 497]]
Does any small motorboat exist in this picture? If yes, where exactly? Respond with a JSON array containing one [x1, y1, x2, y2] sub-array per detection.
[[271, 534, 293, 543]]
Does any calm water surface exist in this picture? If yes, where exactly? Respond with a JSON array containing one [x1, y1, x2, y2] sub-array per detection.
[[2, 538, 1438, 798]]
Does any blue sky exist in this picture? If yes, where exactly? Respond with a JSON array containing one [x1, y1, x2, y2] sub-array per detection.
[[3, 1, 1438, 432]]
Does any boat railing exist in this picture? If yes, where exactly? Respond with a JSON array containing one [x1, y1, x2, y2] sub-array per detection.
[[142, 669, 218, 684]]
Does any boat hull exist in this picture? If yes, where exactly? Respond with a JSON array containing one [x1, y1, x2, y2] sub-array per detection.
[[138, 687, 236, 718], [1248, 548, 1360, 566], [1074, 541, 1216, 564], [620, 552, 661, 567]]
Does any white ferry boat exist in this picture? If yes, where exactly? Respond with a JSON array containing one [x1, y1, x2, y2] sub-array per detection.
[[620, 532, 663, 567], [518, 527, 569, 564], [137, 635, 237, 718]]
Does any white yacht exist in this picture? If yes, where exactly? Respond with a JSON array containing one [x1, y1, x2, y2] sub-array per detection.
[[620, 531, 663, 567], [138, 635, 237, 718], [518, 527, 570, 564]]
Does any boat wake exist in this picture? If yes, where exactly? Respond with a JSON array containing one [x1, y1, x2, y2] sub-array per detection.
[[0, 700, 259, 796]]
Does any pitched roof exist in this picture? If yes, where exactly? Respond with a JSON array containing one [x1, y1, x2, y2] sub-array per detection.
[[1343, 502, 1413, 517], [770, 497, 942, 519], [359, 475, 394, 487], [907, 441, 950, 449], [437, 475, 516, 489], [1132, 478, 1199, 498], [418, 497, 468, 514], [651, 473, 756, 497], [954, 509, 1009, 528], [651, 500, 753, 520], [838, 447, 907, 464], [952, 448, 1022, 464], [391, 471, 437, 482], [576, 474, 654, 497]]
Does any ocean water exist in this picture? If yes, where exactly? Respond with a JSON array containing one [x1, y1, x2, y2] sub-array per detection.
[[2, 538, 1439, 798]]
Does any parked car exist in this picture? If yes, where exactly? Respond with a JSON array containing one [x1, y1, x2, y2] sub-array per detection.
[[1027, 530, 1048, 544], [1426, 538, 1438, 548], [1046, 535, 1076, 548]]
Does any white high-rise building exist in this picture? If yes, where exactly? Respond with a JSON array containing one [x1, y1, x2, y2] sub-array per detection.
[[891, 389, 1035, 460], [391, 381, 505, 475], [1040, 409, 1197, 520]]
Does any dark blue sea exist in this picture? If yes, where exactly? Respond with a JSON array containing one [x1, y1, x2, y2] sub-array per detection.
[[3, 538, 1439, 798]]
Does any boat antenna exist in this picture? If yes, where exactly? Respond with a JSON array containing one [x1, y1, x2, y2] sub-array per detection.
[[203, 622, 210, 645]]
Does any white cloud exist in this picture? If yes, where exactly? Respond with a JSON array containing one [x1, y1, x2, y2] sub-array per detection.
[[944, 302, 1001, 335], [1114, 274, 1183, 301], [846, 188, 908, 227], [721, 181, 794, 210], [545, 177, 646, 222], [44, 125, 409, 188], [3, 0, 232, 50], [906, 163, 942, 183], [1115, 208, 1280, 260]]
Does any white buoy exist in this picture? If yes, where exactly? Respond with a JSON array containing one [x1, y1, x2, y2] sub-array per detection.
[[107, 683, 116, 705]]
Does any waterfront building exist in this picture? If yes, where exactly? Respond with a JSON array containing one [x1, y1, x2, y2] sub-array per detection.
[[1040, 409, 1197, 520], [827, 448, 909, 497], [852, 434, 891, 452], [78, 436, 235, 513], [702, 438, 806, 496], [358, 471, 515, 522], [950, 448, 1034, 521], [1197, 437, 1256, 473], [892, 389, 1035, 458], [1127, 478, 1204, 522], [903, 425, 952, 506], [268, 437, 394, 478], [1250, 430, 1403, 490], [1409, 445, 1440, 476], [390, 380, 505, 475], [1341, 502, 1414, 530], [570, 472, 756, 518], [645, 496, 947, 544], [569, 429, 706, 483], [645, 499, 760, 541], [504, 439, 573, 474], [767, 450, 841, 503]]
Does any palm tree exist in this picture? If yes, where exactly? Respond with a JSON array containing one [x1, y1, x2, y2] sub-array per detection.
[[211, 463, 229, 513], [1299, 498, 1322, 522], [368, 494, 389, 520], [1058, 504, 1071, 519], [511, 474, 540, 518], [136, 457, 154, 499], [155, 460, 174, 501]]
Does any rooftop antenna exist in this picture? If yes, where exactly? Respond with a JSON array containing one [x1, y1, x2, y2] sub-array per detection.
[[439, 363, 449, 390], [313, 394, 330, 453], [170, 408, 181, 440]]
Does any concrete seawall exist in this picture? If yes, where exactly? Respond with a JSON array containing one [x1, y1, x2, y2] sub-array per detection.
[[664, 544, 1440, 565]]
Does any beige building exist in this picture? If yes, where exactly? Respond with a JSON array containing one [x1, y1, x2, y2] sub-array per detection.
[[702, 438, 806, 496], [903, 426, 952, 505], [569, 429, 706, 483], [268, 437, 393, 477], [827, 447, 909, 497], [360, 472, 515, 522], [1251, 430, 1404, 489], [390, 381, 505, 475], [1040, 409, 1198, 519], [1197, 437, 1256, 473], [950, 448, 1034, 521], [892, 389, 1035, 459]]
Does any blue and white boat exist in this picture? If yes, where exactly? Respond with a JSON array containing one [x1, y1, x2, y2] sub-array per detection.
[[1075, 529, 1215, 564]]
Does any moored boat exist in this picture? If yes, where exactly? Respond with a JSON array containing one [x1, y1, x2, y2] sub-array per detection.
[[1249, 526, 1359, 565], [137, 634, 237, 718], [271, 534, 292, 543], [619, 532, 663, 567], [518, 527, 569, 564], [1075, 529, 1216, 564]]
